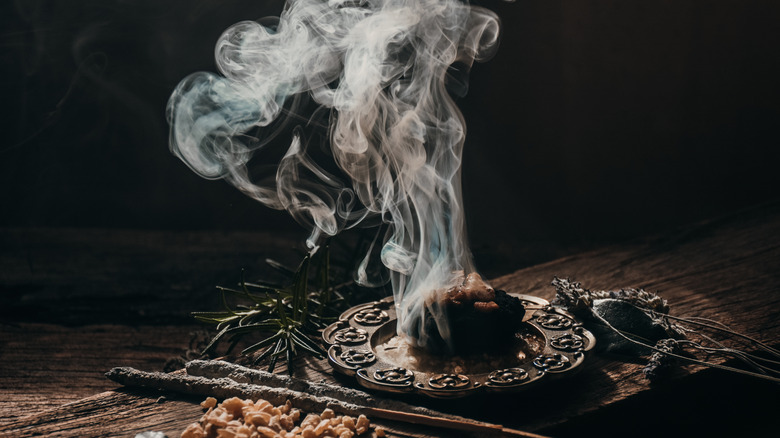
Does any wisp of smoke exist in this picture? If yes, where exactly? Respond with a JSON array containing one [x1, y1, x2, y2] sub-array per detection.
[[168, 0, 500, 351]]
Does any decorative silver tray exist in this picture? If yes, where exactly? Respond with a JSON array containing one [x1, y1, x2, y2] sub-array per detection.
[[322, 294, 595, 398]]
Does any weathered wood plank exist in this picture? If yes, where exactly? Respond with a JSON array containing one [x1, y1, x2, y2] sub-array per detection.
[[0, 390, 204, 438], [1, 203, 779, 436], [0, 388, 451, 438], [0, 324, 204, 426], [481, 204, 780, 432]]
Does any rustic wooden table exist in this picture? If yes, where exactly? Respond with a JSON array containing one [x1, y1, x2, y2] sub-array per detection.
[[1, 203, 779, 437]]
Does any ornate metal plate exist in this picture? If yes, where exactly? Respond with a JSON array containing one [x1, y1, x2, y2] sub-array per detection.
[[322, 294, 595, 398]]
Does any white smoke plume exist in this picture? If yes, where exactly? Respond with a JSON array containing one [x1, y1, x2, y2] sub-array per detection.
[[168, 0, 500, 350]]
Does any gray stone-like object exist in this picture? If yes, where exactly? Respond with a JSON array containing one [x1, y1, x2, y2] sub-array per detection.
[[591, 298, 669, 354]]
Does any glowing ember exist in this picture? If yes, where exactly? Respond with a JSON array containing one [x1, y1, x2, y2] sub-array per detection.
[[408, 273, 529, 354], [439, 272, 496, 307]]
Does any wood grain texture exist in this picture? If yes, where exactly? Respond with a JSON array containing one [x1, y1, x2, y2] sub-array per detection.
[[0, 388, 451, 438], [483, 203, 780, 431], [0, 390, 203, 438], [1, 203, 779, 437], [0, 324, 203, 426]]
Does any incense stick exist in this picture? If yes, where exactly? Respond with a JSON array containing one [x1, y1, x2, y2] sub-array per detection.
[[185, 360, 547, 437], [106, 365, 548, 437]]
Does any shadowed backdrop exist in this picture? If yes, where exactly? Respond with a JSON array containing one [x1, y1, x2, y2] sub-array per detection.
[[2, 0, 778, 275]]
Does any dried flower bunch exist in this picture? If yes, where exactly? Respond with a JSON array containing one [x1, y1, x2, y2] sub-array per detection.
[[642, 338, 682, 382], [552, 277, 670, 315], [182, 396, 383, 438]]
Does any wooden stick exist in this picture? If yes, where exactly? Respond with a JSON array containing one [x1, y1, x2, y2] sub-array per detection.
[[365, 407, 551, 438]]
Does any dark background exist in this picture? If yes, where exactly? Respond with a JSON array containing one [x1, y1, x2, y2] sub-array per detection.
[[2, 0, 779, 275], [1, 3, 778, 436]]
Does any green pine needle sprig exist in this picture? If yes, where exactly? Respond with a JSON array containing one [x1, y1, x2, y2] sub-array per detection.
[[192, 243, 352, 374]]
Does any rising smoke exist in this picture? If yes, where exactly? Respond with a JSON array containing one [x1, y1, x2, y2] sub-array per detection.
[[168, 0, 500, 350]]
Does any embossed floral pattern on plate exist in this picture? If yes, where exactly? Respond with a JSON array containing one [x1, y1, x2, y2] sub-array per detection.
[[323, 294, 595, 398]]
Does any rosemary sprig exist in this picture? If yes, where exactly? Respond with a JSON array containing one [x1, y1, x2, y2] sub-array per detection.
[[193, 243, 351, 374]]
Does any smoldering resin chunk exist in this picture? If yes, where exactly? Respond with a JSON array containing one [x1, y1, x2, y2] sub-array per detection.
[[412, 273, 526, 355]]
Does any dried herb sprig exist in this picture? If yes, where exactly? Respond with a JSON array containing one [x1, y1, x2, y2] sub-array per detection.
[[642, 338, 682, 382], [193, 244, 351, 374]]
